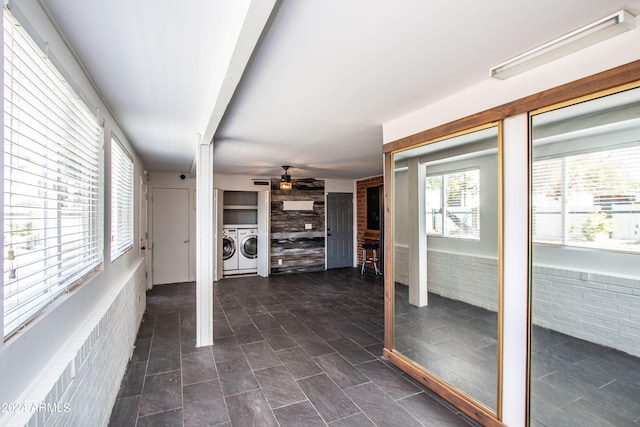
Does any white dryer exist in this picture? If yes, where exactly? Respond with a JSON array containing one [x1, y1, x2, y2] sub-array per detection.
[[237, 227, 258, 273], [222, 227, 238, 273]]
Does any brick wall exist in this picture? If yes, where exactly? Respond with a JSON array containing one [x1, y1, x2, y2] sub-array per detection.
[[394, 247, 640, 357], [10, 262, 147, 427], [356, 176, 383, 268], [533, 265, 640, 357], [394, 248, 499, 311], [427, 250, 499, 311]]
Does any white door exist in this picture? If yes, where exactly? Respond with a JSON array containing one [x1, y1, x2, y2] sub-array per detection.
[[140, 178, 151, 289], [153, 188, 190, 284]]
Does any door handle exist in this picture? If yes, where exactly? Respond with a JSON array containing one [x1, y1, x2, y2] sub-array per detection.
[[184, 240, 189, 244]]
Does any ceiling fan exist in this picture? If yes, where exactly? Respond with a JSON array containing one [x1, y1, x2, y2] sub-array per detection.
[[279, 165, 316, 190]]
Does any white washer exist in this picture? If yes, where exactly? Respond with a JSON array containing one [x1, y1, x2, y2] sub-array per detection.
[[237, 227, 258, 273], [222, 227, 238, 273]]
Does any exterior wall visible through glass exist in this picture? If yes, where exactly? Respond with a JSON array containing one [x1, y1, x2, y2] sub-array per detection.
[[530, 84, 640, 426]]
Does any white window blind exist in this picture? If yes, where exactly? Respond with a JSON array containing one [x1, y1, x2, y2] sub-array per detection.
[[532, 145, 640, 252], [425, 169, 480, 239], [111, 137, 133, 261], [3, 9, 103, 338]]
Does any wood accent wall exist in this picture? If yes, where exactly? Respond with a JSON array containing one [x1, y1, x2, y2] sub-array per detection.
[[356, 176, 383, 267], [270, 179, 325, 274]]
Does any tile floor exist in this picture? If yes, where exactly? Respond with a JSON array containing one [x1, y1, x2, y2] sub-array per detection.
[[108, 269, 480, 426], [394, 288, 498, 410], [530, 326, 640, 426], [394, 285, 640, 426]]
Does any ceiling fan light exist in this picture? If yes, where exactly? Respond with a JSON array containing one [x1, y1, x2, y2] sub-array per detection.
[[279, 165, 293, 189], [280, 181, 292, 190]]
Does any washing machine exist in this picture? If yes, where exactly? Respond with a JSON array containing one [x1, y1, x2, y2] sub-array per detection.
[[222, 227, 238, 273], [237, 227, 258, 273]]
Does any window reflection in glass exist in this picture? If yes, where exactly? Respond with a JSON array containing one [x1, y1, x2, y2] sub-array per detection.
[[530, 85, 640, 425]]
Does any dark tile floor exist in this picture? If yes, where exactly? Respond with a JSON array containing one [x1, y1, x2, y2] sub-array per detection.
[[530, 327, 640, 427], [394, 289, 498, 410], [109, 268, 480, 426], [394, 285, 640, 427]]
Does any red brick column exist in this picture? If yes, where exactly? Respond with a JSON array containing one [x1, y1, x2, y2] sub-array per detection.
[[356, 176, 383, 267]]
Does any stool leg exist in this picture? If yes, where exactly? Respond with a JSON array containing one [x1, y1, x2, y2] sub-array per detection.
[[360, 248, 365, 275], [373, 249, 380, 275]]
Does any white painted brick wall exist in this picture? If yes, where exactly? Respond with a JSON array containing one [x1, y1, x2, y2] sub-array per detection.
[[395, 248, 639, 357], [394, 245, 410, 285], [393, 247, 499, 311], [17, 262, 147, 427], [427, 250, 499, 311], [533, 265, 640, 357]]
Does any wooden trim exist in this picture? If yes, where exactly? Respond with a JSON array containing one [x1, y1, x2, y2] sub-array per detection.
[[384, 59, 640, 154], [383, 153, 393, 351], [384, 349, 507, 427]]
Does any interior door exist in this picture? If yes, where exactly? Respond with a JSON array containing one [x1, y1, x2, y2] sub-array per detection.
[[152, 188, 190, 284], [327, 192, 354, 269], [140, 178, 151, 289]]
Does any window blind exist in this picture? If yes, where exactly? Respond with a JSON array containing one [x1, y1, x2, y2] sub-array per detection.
[[111, 137, 134, 261], [532, 144, 640, 252], [3, 9, 102, 338]]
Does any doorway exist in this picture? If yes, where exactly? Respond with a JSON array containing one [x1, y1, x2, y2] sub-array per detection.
[[327, 192, 354, 269]]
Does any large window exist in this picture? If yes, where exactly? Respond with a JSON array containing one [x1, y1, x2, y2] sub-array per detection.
[[110, 136, 133, 261], [3, 9, 102, 338], [425, 169, 480, 239]]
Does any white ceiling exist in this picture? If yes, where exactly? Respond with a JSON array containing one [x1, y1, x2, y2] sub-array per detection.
[[41, 0, 640, 180]]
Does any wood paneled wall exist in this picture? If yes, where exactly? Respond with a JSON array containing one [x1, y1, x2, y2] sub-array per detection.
[[270, 179, 325, 274]]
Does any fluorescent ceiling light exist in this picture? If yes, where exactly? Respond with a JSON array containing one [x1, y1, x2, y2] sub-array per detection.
[[490, 10, 636, 79]]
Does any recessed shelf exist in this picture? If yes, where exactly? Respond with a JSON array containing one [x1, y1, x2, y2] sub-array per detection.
[[224, 205, 258, 210]]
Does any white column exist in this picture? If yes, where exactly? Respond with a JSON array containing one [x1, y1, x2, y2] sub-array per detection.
[[196, 141, 214, 347], [408, 158, 428, 307], [501, 114, 529, 425]]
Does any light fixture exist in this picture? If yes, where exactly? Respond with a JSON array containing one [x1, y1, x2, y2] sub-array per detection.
[[490, 9, 636, 79], [279, 165, 293, 190]]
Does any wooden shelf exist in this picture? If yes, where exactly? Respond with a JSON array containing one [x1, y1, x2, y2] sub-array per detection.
[[223, 205, 258, 210]]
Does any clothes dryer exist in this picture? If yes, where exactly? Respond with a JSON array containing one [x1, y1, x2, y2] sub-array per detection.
[[237, 227, 258, 273]]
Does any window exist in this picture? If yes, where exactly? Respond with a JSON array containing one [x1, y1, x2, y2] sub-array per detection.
[[3, 9, 102, 338], [110, 137, 133, 261], [425, 169, 480, 239], [532, 145, 640, 252]]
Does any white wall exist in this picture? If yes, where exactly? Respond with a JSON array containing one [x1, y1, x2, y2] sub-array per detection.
[[0, 2, 148, 425], [383, 21, 640, 145], [383, 19, 640, 427]]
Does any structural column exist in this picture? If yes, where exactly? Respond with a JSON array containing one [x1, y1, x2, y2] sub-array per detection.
[[408, 158, 428, 307], [196, 141, 214, 347], [501, 115, 529, 425]]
